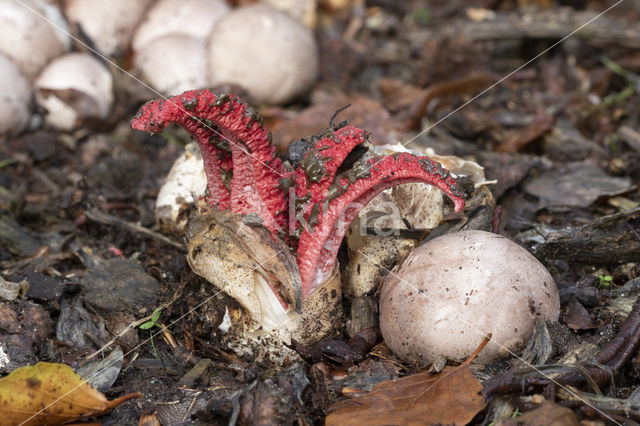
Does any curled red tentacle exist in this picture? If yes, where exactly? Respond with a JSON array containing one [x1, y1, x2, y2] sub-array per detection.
[[131, 89, 288, 235], [133, 89, 467, 301], [291, 126, 368, 233], [295, 153, 465, 297]]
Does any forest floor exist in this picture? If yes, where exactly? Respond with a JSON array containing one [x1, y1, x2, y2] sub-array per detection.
[[2, 1, 640, 424]]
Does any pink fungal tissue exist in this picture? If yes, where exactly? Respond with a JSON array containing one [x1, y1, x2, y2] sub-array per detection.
[[132, 89, 466, 300]]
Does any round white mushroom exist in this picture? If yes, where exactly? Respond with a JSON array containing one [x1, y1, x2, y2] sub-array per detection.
[[132, 0, 230, 53], [380, 230, 560, 364], [207, 3, 319, 105], [134, 35, 209, 96], [35, 53, 113, 131], [0, 0, 69, 80], [0, 55, 32, 136], [65, 0, 151, 57]]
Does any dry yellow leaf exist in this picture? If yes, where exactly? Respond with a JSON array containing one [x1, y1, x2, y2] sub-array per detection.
[[0, 362, 139, 425]]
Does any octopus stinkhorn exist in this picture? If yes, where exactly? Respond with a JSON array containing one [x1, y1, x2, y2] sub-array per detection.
[[132, 89, 466, 347]]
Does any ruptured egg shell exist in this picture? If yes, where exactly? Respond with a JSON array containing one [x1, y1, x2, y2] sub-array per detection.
[[154, 142, 207, 234], [35, 53, 113, 130]]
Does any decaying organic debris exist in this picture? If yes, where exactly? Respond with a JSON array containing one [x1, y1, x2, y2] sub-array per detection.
[[132, 89, 466, 353]]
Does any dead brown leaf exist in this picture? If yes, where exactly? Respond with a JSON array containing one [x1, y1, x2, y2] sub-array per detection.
[[0, 362, 140, 425], [402, 74, 494, 131], [326, 364, 486, 426], [270, 95, 400, 150], [496, 400, 579, 426], [565, 298, 597, 331], [495, 111, 554, 153]]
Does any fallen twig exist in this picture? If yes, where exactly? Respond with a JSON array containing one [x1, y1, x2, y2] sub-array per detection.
[[481, 296, 640, 398], [85, 208, 185, 251]]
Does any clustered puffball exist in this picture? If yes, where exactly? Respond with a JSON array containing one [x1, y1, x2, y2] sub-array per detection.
[[132, 0, 230, 53], [0, 55, 32, 136], [35, 53, 113, 131], [380, 230, 560, 364], [64, 0, 152, 57], [134, 35, 209, 96], [131, 0, 230, 97], [208, 4, 319, 104], [132, 2, 318, 104], [0, 0, 321, 137], [0, 0, 69, 80]]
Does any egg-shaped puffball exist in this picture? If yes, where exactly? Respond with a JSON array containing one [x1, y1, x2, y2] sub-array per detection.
[[134, 35, 209, 96], [208, 4, 319, 105], [35, 53, 113, 130], [380, 230, 560, 364], [0, 0, 69, 80], [0, 55, 32, 136], [65, 0, 151, 57], [132, 0, 229, 53]]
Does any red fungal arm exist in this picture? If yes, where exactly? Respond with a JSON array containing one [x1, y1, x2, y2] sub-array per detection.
[[132, 90, 233, 210], [293, 126, 368, 193], [293, 126, 368, 223], [295, 153, 465, 297], [133, 89, 467, 302], [132, 89, 288, 235]]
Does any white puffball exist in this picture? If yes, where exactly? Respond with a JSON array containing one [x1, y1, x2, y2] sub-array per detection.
[[134, 35, 209, 96], [65, 0, 152, 57], [132, 0, 230, 53], [380, 230, 560, 364], [208, 4, 319, 105], [35, 53, 113, 130], [0, 55, 32, 136], [0, 0, 69, 80]]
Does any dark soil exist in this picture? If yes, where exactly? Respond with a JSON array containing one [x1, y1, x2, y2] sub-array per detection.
[[2, 1, 640, 424]]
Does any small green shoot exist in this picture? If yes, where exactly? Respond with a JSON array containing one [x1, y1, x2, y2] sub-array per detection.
[[411, 8, 431, 26], [0, 157, 14, 169], [598, 274, 613, 288], [604, 135, 618, 155], [139, 307, 163, 358], [488, 408, 522, 426], [602, 56, 634, 80], [602, 85, 635, 106], [600, 56, 639, 107]]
